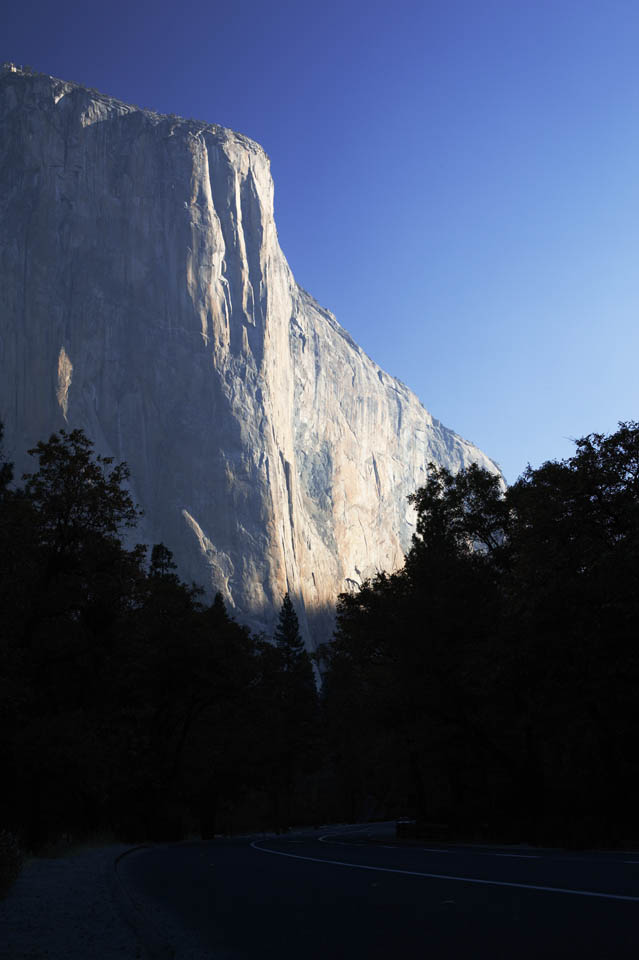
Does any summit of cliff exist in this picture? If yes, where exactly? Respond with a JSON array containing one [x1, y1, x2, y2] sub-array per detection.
[[1, 61, 267, 157]]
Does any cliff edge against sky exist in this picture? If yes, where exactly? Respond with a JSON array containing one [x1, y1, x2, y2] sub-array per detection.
[[0, 66, 500, 644]]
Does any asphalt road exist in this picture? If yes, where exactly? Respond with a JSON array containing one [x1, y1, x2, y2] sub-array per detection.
[[118, 823, 639, 958]]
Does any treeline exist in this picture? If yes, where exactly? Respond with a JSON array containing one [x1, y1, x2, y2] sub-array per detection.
[[0, 427, 321, 848], [320, 422, 639, 847], [2, 422, 638, 851]]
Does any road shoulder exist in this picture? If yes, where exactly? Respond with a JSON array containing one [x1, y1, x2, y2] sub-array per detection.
[[0, 844, 144, 960]]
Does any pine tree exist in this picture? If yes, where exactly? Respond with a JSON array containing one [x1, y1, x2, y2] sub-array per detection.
[[265, 593, 321, 828], [149, 542, 178, 578], [211, 591, 230, 624], [274, 592, 306, 666]]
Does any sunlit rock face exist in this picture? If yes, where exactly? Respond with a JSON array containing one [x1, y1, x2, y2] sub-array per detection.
[[0, 66, 501, 645]]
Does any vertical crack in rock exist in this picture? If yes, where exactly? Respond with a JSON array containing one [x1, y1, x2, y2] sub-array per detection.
[[371, 454, 382, 499], [279, 451, 296, 560]]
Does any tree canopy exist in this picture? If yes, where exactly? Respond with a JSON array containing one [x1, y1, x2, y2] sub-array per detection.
[[321, 422, 639, 846], [3, 420, 639, 850], [0, 428, 326, 846]]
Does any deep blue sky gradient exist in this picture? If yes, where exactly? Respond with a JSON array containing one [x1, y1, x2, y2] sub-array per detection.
[[5, 0, 639, 481]]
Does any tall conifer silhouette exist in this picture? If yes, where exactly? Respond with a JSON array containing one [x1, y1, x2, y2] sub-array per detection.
[[274, 592, 306, 663]]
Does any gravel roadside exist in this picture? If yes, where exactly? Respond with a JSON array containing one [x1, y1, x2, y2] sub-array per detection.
[[0, 844, 145, 960]]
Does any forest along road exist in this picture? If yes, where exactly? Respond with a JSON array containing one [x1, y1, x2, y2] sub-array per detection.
[[118, 823, 639, 959]]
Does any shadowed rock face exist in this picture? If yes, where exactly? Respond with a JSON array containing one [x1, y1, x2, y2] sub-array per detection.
[[0, 66, 501, 646]]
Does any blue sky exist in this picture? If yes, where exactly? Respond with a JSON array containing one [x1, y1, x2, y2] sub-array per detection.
[[5, 0, 639, 482]]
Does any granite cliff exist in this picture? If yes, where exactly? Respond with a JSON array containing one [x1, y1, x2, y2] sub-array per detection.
[[0, 65, 500, 645]]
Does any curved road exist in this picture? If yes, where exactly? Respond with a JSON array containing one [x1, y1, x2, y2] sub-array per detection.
[[118, 823, 639, 958]]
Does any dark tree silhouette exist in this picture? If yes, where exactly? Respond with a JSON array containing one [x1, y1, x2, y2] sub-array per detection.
[[0, 425, 329, 846], [322, 423, 639, 846], [23, 428, 141, 545], [149, 542, 178, 577], [275, 592, 306, 657], [5, 418, 636, 851], [0, 423, 12, 492], [259, 594, 321, 829]]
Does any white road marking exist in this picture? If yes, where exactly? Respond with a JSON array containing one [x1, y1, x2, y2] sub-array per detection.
[[249, 841, 639, 902], [420, 847, 538, 859], [319, 832, 639, 866], [319, 835, 363, 846], [322, 837, 537, 859]]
